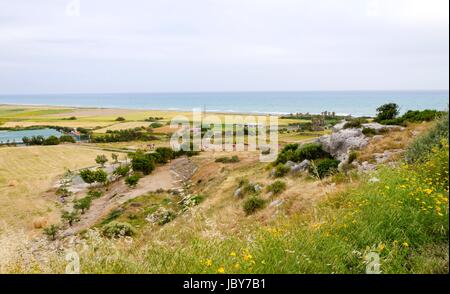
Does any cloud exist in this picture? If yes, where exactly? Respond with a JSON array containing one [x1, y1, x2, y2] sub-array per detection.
[[0, 0, 448, 93]]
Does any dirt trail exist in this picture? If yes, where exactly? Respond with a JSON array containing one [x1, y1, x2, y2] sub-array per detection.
[[64, 156, 197, 235]]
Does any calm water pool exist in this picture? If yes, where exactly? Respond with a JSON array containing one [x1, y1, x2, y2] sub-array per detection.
[[0, 128, 63, 144]]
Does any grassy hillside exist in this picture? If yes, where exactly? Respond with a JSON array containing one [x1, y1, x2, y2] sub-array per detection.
[[0, 145, 116, 230], [3, 114, 447, 274]]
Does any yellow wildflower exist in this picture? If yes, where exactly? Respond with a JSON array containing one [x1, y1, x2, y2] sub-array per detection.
[[217, 267, 225, 274], [205, 259, 213, 267], [229, 252, 236, 257]]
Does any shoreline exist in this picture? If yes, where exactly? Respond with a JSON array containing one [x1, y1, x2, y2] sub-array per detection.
[[0, 103, 359, 117]]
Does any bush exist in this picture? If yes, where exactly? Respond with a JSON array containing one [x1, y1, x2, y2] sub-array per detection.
[[375, 103, 399, 122], [91, 128, 158, 143], [276, 143, 330, 164], [61, 210, 80, 226], [312, 159, 340, 178], [155, 147, 174, 163], [267, 180, 287, 195], [95, 155, 108, 167], [131, 151, 155, 175], [94, 169, 108, 184], [79, 169, 96, 184], [59, 135, 76, 143], [43, 135, 60, 145], [125, 174, 141, 188], [406, 112, 449, 163], [113, 164, 131, 177], [73, 196, 92, 214], [362, 127, 377, 136], [102, 221, 136, 238], [274, 163, 290, 178], [343, 118, 368, 129], [401, 109, 443, 123], [43, 224, 59, 241], [243, 196, 265, 215], [150, 122, 164, 128], [115, 117, 126, 121]]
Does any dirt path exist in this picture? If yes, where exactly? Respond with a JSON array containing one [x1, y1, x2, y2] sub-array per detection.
[[63, 157, 197, 236]]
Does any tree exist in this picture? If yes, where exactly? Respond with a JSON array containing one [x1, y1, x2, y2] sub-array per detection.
[[111, 153, 119, 164], [131, 151, 155, 175], [95, 154, 108, 167], [43, 224, 59, 241], [74, 197, 92, 214], [115, 117, 126, 121], [61, 210, 80, 226], [375, 103, 399, 122]]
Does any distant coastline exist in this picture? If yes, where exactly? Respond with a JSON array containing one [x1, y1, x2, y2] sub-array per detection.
[[0, 90, 448, 117]]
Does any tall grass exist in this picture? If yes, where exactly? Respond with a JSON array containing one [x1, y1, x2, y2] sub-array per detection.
[[406, 112, 449, 163]]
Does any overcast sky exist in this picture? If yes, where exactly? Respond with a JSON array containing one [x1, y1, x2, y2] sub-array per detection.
[[0, 0, 448, 94]]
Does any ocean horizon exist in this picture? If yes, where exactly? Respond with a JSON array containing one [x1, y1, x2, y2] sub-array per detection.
[[0, 90, 448, 117]]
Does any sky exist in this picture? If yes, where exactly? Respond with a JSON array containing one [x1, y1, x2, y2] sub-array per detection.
[[0, 0, 448, 94]]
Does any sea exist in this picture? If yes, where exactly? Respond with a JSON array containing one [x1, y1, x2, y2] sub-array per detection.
[[0, 90, 448, 117]]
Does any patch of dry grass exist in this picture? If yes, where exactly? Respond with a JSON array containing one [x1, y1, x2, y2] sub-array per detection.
[[0, 145, 115, 230]]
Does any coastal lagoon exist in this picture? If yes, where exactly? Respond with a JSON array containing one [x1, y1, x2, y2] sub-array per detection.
[[0, 90, 448, 117], [0, 128, 62, 144]]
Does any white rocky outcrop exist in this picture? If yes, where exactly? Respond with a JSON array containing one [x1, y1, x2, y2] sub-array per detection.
[[316, 129, 369, 162]]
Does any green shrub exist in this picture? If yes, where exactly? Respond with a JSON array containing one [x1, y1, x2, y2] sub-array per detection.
[[125, 174, 141, 188], [150, 122, 164, 128], [115, 117, 126, 121], [276, 143, 330, 164], [131, 151, 155, 175], [95, 155, 108, 167], [79, 169, 107, 185], [362, 127, 377, 136], [243, 196, 266, 215], [43, 135, 60, 145], [73, 196, 92, 214], [343, 118, 368, 129], [312, 159, 340, 178], [59, 135, 76, 143], [155, 147, 174, 163], [102, 221, 136, 238], [43, 224, 59, 241], [401, 109, 443, 123], [274, 163, 290, 178], [267, 180, 287, 195], [61, 210, 80, 226], [406, 112, 449, 163], [94, 169, 108, 184], [113, 164, 131, 177]]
